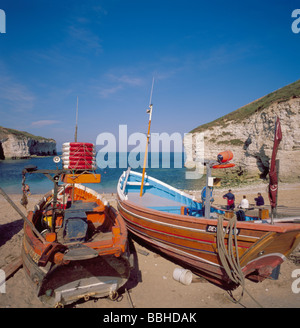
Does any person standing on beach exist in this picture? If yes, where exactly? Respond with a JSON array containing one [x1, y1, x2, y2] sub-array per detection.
[[223, 189, 235, 210], [254, 193, 265, 206]]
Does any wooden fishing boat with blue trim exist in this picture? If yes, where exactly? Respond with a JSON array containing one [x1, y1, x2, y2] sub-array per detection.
[[21, 143, 130, 307], [117, 169, 300, 289]]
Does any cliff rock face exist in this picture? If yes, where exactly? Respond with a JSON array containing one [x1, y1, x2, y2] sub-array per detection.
[[0, 127, 56, 159], [184, 98, 300, 182]]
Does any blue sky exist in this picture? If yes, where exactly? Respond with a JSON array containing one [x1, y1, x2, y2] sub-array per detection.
[[0, 0, 300, 150]]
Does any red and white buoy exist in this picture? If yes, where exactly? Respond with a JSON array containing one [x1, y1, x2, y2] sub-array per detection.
[[62, 142, 96, 171]]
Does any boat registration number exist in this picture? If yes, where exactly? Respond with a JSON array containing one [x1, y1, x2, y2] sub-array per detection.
[[206, 225, 240, 235]]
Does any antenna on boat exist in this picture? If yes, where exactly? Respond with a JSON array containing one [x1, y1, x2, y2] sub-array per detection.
[[74, 96, 78, 142], [140, 77, 155, 197], [149, 76, 154, 107]]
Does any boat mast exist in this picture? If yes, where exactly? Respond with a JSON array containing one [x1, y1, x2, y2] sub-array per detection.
[[74, 96, 78, 142], [72, 96, 79, 204], [140, 78, 154, 197]]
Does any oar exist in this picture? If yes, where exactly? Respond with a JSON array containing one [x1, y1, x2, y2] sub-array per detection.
[[0, 187, 47, 244]]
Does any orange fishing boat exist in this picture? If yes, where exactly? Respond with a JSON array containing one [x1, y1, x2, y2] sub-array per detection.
[[21, 143, 130, 307]]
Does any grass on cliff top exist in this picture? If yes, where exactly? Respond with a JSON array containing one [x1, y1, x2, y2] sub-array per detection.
[[191, 79, 300, 133], [0, 126, 55, 142]]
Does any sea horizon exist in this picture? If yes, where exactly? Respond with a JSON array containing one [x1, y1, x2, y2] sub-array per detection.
[[0, 152, 207, 195]]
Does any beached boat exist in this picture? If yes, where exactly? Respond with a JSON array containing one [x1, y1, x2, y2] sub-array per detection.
[[21, 143, 130, 307], [117, 169, 300, 289]]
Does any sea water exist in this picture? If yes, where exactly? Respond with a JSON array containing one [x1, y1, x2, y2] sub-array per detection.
[[0, 152, 206, 195]]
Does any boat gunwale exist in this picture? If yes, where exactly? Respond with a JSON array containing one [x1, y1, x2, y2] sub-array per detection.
[[117, 172, 300, 234], [23, 184, 128, 261]]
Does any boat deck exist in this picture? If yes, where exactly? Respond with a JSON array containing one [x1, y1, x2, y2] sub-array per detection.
[[125, 192, 219, 218], [128, 192, 186, 207], [127, 192, 190, 213]]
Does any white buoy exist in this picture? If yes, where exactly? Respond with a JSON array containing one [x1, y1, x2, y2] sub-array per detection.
[[172, 268, 193, 285]]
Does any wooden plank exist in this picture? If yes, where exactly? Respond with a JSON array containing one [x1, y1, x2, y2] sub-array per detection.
[[61, 173, 101, 184], [0, 256, 23, 285]]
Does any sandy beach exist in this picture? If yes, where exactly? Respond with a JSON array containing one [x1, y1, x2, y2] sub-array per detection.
[[0, 182, 300, 309]]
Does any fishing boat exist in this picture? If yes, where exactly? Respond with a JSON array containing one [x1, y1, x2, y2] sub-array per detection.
[[117, 168, 300, 289], [21, 142, 130, 307]]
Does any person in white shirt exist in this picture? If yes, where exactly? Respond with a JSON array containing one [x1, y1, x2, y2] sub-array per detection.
[[238, 195, 249, 209]]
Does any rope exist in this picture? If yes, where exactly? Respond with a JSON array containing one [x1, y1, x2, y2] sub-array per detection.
[[216, 214, 263, 307], [71, 144, 95, 169]]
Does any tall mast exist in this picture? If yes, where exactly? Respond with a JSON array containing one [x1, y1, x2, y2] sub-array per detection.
[[74, 96, 78, 142], [140, 78, 154, 197]]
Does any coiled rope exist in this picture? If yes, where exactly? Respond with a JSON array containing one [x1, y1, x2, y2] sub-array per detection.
[[216, 214, 263, 307]]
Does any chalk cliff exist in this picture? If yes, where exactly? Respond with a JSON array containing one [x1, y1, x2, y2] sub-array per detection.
[[0, 126, 57, 159], [184, 80, 300, 182]]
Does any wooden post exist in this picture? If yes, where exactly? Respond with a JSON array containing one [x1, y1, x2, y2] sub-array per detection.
[[271, 159, 280, 224], [204, 163, 212, 219]]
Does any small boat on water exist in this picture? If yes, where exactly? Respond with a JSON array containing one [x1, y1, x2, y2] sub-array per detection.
[[21, 142, 130, 307], [117, 168, 300, 289]]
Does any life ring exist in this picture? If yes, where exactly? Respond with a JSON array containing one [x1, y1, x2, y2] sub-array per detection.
[[62, 145, 95, 149], [62, 159, 96, 164], [63, 164, 97, 170], [63, 142, 94, 147], [212, 163, 235, 169], [62, 148, 95, 153], [62, 155, 95, 160], [62, 151, 96, 156], [63, 162, 96, 167], [201, 186, 213, 201]]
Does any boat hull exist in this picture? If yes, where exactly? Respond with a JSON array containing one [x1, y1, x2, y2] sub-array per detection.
[[117, 193, 300, 288], [21, 183, 130, 307], [22, 244, 130, 307]]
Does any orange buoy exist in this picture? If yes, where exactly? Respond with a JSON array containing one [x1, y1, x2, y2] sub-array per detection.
[[212, 163, 235, 169], [217, 150, 233, 163]]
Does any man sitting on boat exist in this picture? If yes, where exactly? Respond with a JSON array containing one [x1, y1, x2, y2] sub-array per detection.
[[238, 195, 249, 209], [254, 193, 265, 206]]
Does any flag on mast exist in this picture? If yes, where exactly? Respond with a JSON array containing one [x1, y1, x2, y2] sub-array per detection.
[[268, 116, 282, 209]]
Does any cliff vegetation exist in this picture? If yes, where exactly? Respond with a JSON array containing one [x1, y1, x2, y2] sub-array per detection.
[[191, 79, 300, 133]]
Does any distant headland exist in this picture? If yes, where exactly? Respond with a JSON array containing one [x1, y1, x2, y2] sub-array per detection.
[[0, 126, 57, 160]]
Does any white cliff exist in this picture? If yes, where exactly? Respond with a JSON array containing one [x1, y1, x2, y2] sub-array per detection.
[[184, 96, 300, 182], [0, 127, 56, 159]]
